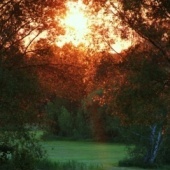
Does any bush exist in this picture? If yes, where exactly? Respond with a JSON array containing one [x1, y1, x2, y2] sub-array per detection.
[[12, 131, 45, 170], [0, 130, 45, 170], [0, 143, 14, 165], [119, 157, 158, 169]]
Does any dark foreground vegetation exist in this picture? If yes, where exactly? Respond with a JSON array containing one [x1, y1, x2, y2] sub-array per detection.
[[0, 0, 170, 170]]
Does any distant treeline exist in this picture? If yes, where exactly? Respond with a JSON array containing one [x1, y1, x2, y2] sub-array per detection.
[[44, 97, 124, 142]]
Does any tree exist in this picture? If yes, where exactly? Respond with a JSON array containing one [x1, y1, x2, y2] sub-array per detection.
[[114, 1, 170, 167], [113, 47, 169, 167], [0, 0, 71, 126], [91, 0, 170, 167], [33, 43, 89, 101], [0, 1, 64, 168]]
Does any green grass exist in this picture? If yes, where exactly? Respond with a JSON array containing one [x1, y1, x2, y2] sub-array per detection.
[[41, 140, 170, 170], [41, 140, 152, 170], [35, 131, 170, 170], [42, 140, 126, 168]]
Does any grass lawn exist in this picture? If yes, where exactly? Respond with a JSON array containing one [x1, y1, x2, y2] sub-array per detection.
[[36, 131, 169, 170], [41, 140, 161, 170], [42, 140, 126, 167]]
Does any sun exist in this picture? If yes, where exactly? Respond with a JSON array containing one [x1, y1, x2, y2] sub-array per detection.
[[21, 0, 134, 54], [56, 0, 91, 47], [55, 0, 135, 53], [64, 5, 87, 34]]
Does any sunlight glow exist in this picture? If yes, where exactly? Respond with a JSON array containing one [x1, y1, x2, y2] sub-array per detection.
[[22, 0, 134, 54], [55, 0, 134, 53], [56, 0, 91, 47]]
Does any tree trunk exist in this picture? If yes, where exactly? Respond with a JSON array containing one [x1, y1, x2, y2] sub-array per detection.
[[144, 124, 162, 165]]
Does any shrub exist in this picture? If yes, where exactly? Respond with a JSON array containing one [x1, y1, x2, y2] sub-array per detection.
[[12, 131, 45, 170], [0, 130, 45, 170]]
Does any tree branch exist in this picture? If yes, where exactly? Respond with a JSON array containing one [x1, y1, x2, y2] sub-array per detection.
[[109, 2, 169, 59]]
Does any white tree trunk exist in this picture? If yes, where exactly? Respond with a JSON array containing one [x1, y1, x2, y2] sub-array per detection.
[[144, 124, 162, 165]]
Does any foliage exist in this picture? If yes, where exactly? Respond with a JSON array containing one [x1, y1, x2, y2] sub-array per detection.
[[0, 0, 65, 58], [12, 135, 44, 170], [0, 68, 42, 129], [106, 0, 170, 167], [112, 48, 170, 167], [115, 52, 168, 125], [73, 108, 92, 139], [58, 106, 73, 137], [0, 1, 47, 166], [0, 130, 45, 170], [119, 0, 170, 59], [44, 96, 124, 141], [104, 115, 124, 142], [119, 127, 170, 168], [33, 44, 90, 101], [45, 98, 92, 140]]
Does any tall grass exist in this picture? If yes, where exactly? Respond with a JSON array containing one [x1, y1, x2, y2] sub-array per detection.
[[37, 160, 104, 170]]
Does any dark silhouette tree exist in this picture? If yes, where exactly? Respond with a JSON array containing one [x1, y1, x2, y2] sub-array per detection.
[[92, 0, 170, 167]]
